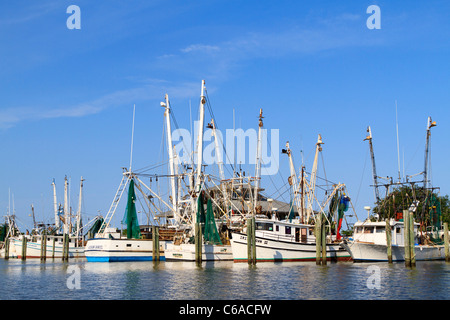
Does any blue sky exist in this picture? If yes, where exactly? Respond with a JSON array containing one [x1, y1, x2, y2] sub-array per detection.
[[1, 1, 449, 231]]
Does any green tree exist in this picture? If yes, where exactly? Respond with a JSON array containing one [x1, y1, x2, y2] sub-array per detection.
[[373, 185, 449, 226]]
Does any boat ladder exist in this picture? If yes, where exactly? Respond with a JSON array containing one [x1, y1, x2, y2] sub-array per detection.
[[97, 174, 130, 237]]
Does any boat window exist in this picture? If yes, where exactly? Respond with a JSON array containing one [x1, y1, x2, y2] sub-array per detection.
[[376, 226, 385, 233], [276, 225, 279, 232], [364, 227, 374, 233], [355, 227, 363, 233], [256, 222, 273, 231], [285, 226, 291, 235], [126, 243, 132, 247], [396, 228, 401, 234]]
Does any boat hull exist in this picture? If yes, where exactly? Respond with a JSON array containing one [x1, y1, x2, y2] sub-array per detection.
[[341, 240, 447, 262], [165, 242, 233, 261], [85, 238, 165, 262], [230, 232, 351, 263], [10, 238, 84, 259]]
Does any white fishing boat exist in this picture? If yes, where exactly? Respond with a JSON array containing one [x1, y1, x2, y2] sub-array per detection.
[[11, 177, 88, 259], [341, 219, 447, 262], [230, 133, 354, 263], [230, 217, 351, 262], [165, 242, 232, 261], [85, 175, 166, 262], [85, 227, 165, 262], [342, 116, 448, 262], [12, 234, 84, 259]]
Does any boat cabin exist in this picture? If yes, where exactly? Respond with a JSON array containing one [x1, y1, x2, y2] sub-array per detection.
[[352, 220, 418, 246], [253, 219, 314, 244]]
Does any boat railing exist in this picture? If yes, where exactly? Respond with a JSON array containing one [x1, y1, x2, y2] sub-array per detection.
[[256, 231, 315, 245]]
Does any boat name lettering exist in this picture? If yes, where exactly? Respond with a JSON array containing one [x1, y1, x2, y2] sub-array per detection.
[[88, 245, 103, 250]]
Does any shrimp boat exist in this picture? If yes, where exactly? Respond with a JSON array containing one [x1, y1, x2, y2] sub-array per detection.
[[230, 216, 351, 262], [85, 177, 165, 262], [3, 177, 86, 259], [162, 81, 233, 261], [230, 134, 354, 263], [341, 117, 448, 262], [341, 218, 447, 262], [12, 234, 84, 259], [165, 193, 232, 261]]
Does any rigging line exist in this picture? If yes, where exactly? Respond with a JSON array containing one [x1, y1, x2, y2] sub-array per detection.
[[204, 88, 236, 175], [320, 152, 329, 192]]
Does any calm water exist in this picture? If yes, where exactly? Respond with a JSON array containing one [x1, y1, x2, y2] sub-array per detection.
[[0, 259, 449, 300]]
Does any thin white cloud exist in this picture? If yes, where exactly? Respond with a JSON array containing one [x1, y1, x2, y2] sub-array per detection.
[[0, 81, 200, 130], [181, 44, 221, 53]]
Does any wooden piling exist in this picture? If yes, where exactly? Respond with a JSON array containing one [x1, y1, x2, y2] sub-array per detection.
[[195, 222, 202, 265], [62, 234, 69, 261], [4, 238, 10, 260], [247, 217, 257, 265], [66, 234, 70, 260], [321, 215, 327, 265], [409, 212, 416, 267], [62, 234, 66, 261], [52, 237, 56, 259], [444, 222, 449, 263], [403, 210, 411, 267], [21, 236, 27, 261], [152, 225, 160, 261], [386, 219, 392, 263], [251, 217, 256, 265], [315, 216, 322, 265], [40, 234, 47, 262]]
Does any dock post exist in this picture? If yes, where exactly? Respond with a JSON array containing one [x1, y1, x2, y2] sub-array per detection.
[[247, 218, 253, 265], [62, 234, 66, 261], [152, 225, 160, 261], [65, 234, 70, 261], [52, 237, 56, 259], [403, 210, 411, 267], [321, 214, 327, 265], [43, 235, 47, 261], [444, 222, 449, 262], [409, 212, 416, 267], [386, 219, 392, 263], [21, 236, 27, 261], [62, 234, 69, 261], [40, 234, 47, 262], [315, 216, 322, 265], [195, 222, 202, 265], [4, 238, 10, 260], [251, 217, 256, 265]]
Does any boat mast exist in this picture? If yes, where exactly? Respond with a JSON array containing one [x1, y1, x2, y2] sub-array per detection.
[[364, 126, 380, 203], [162, 94, 177, 214], [64, 176, 69, 235], [191, 80, 206, 227], [52, 179, 59, 230], [31, 204, 36, 232], [309, 135, 323, 200], [195, 80, 206, 194], [208, 118, 229, 216], [282, 141, 301, 220], [423, 116, 436, 189], [253, 109, 263, 215], [76, 176, 84, 245]]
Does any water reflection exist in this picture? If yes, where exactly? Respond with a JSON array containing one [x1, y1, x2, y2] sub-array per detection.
[[0, 259, 449, 300]]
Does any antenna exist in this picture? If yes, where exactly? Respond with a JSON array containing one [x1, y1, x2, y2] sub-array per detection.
[[129, 104, 136, 172], [395, 100, 401, 182]]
